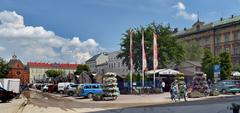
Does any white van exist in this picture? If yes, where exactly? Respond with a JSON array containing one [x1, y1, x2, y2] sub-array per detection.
[[58, 82, 74, 94], [0, 78, 20, 93]]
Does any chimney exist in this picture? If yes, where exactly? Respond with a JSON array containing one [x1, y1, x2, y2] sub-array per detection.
[[231, 15, 234, 18], [184, 28, 187, 31], [220, 17, 223, 21]]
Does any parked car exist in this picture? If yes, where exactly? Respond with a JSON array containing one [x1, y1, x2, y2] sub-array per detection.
[[58, 82, 74, 94], [75, 84, 104, 98], [34, 83, 45, 90], [0, 87, 16, 102], [64, 84, 78, 96], [47, 84, 58, 93], [42, 84, 53, 92], [216, 80, 240, 94], [232, 80, 240, 88]]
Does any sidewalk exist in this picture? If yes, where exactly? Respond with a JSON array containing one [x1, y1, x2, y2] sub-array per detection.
[[0, 95, 27, 113]]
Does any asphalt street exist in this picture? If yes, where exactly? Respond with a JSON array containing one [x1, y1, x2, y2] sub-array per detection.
[[15, 90, 240, 113]]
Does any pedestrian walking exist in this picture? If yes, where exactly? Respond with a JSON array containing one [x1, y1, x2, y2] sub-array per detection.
[[178, 81, 187, 102], [161, 81, 165, 93], [170, 80, 178, 102]]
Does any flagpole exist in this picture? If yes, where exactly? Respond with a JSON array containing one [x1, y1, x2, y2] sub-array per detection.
[[129, 29, 133, 94], [154, 69, 155, 88], [153, 32, 155, 88], [153, 32, 158, 88], [142, 31, 145, 89]]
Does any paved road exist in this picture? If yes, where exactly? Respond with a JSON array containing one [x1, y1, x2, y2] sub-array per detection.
[[18, 90, 240, 113], [103, 96, 240, 113]]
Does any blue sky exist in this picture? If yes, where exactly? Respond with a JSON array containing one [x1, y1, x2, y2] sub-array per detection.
[[0, 0, 239, 63]]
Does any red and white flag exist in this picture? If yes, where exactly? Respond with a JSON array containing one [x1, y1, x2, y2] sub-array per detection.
[[153, 32, 158, 70], [142, 31, 147, 71], [129, 30, 133, 70]]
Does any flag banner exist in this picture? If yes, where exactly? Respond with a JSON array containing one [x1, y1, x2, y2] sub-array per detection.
[[153, 32, 158, 70], [129, 30, 133, 70], [142, 31, 147, 71]]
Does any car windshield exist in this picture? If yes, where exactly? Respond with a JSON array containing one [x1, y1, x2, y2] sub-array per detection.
[[224, 81, 235, 86]]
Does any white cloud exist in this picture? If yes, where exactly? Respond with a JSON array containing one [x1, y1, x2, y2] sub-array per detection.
[[0, 11, 104, 63], [0, 46, 5, 52], [173, 2, 197, 21]]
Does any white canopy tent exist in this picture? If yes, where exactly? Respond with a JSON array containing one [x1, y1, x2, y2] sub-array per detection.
[[146, 69, 181, 75], [232, 71, 240, 77]]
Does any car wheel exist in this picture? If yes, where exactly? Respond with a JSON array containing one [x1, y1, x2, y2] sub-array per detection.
[[59, 90, 64, 94], [68, 91, 74, 96], [88, 93, 93, 98], [1, 99, 8, 103], [232, 92, 236, 95], [222, 89, 227, 94], [43, 89, 47, 92]]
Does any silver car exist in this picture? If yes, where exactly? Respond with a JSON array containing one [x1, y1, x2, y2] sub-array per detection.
[[64, 84, 78, 96]]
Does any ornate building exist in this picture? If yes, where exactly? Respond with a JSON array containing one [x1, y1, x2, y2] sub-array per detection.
[[174, 15, 240, 65], [7, 55, 29, 85]]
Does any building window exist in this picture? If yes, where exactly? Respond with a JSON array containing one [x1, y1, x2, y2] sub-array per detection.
[[216, 35, 221, 44], [234, 45, 240, 55], [224, 47, 230, 53], [216, 47, 221, 55], [234, 31, 239, 41], [224, 32, 230, 42], [205, 37, 209, 46], [196, 25, 200, 31]]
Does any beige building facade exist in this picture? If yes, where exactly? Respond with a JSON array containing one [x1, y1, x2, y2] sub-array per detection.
[[174, 15, 240, 65], [27, 62, 78, 83]]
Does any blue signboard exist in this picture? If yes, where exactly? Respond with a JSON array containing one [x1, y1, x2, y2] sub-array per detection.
[[214, 64, 220, 74]]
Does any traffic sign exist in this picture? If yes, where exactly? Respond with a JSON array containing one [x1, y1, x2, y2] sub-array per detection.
[[214, 64, 220, 75]]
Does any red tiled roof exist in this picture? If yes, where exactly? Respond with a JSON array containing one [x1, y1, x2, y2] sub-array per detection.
[[27, 62, 79, 69]]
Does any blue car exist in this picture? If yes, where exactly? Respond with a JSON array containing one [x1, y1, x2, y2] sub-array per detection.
[[76, 84, 104, 98]]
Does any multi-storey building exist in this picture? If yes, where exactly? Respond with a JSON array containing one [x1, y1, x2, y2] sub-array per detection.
[[85, 51, 129, 77], [107, 51, 128, 77], [85, 52, 108, 73], [174, 15, 240, 65], [27, 62, 78, 83]]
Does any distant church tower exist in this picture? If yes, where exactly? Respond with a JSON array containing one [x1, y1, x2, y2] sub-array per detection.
[[7, 54, 29, 84]]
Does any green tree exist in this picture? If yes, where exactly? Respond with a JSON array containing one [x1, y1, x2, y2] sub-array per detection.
[[125, 73, 147, 82], [219, 52, 232, 80], [201, 49, 219, 81], [233, 64, 240, 72], [182, 40, 204, 61], [118, 22, 185, 72], [74, 64, 90, 75], [0, 58, 8, 78], [45, 70, 63, 78]]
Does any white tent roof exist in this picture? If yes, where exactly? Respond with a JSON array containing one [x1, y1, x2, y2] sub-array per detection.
[[232, 71, 240, 76], [146, 69, 180, 75]]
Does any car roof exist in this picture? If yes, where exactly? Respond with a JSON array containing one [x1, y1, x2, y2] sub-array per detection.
[[81, 84, 102, 86]]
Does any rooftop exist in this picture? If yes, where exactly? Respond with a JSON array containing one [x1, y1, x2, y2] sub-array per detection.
[[175, 15, 240, 36], [85, 52, 108, 62], [27, 62, 79, 69]]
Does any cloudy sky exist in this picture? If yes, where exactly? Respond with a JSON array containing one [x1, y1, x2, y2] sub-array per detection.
[[0, 0, 239, 63]]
